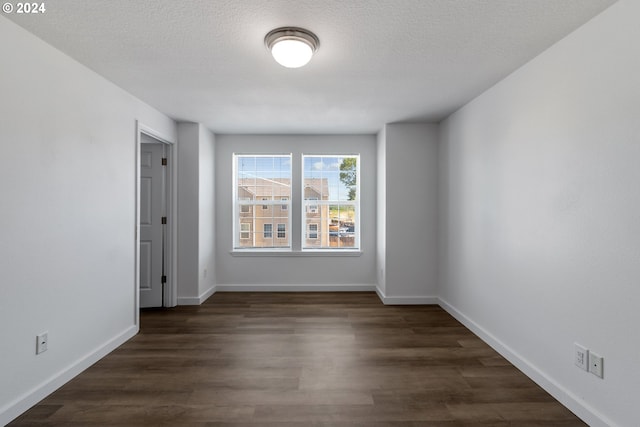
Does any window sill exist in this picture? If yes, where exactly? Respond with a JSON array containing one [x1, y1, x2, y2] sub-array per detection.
[[230, 250, 362, 257]]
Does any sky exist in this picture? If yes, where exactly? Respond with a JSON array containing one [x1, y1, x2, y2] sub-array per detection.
[[236, 154, 357, 201]]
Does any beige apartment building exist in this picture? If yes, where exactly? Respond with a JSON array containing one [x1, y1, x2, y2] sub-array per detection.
[[237, 177, 353, 248]]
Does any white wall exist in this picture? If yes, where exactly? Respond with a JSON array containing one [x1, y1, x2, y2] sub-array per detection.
[[438, 1, 640, 426], [378, 123, 439, 303], [215, 134, 377, 289], [177, 122, 216, 304], [0, 17, 176, 425], [177, 123, 200, 302], [198, 126, 216, 297], [376, 127, 387, 295]]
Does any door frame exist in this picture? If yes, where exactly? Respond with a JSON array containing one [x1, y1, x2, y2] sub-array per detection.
[[134, 121, 177, 325]]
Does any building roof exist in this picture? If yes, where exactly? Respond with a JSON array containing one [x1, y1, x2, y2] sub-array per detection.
[[238, 178, 328, 198]]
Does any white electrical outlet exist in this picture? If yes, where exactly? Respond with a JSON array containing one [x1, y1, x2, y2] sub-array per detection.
[[574, 343, 588, 371], [589, 351, 604, 378], [36, 332, 48, 355]]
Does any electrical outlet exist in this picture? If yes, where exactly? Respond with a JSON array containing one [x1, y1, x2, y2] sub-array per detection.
[[36, 332, 48, 355], [574, 343, 588, 371], [589, 351, 604, 378]]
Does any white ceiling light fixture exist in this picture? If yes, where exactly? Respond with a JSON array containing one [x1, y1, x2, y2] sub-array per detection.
[[265, 27, 319, 68]]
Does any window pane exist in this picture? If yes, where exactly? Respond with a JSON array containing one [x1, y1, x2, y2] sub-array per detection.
[[234, 154, 291, 249], [302, 155, 359, 250], [338, 157, 357, 201], [329, 204, 356, 248]]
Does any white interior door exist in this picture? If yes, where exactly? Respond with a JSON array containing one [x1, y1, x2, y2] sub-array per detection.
[[139, 142, 166, 308]]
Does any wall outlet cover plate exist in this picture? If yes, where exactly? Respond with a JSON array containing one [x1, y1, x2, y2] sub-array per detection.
[[589, 352, 604, 378], [574, 343, 588, 371], [36, 332, 48, 355]]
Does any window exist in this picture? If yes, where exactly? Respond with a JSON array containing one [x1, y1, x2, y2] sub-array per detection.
[[240, 223, 251, 240], [308, 223, 318, 239], [240, 197, 251, 213], [234, 154, 291, 249], [233, 153, 360, 252], [303, 155, 360, 250], [307, 197, 318, 214]]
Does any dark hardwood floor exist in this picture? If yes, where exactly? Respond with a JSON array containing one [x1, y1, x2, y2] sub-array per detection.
[[10, 292, 586, 426]]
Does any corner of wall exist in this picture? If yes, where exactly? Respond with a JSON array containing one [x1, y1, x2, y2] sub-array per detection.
[[376, 127, 387, 295], [197, 125, 216, 299], [177, 285, 216, 306], [176, 122, 201, 301], [380, 122, 439, 300]]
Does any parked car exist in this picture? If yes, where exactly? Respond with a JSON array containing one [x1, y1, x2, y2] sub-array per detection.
[[339, 226, 354, 236]]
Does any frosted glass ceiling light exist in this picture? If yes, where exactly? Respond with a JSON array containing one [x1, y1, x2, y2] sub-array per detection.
[[265, 27, 319, 68]]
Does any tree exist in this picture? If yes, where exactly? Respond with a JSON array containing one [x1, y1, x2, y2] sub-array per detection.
[[339, 157, 357, 200]]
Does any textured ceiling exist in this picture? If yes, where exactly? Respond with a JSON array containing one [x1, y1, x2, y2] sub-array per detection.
[[6, 0, 616, 133]]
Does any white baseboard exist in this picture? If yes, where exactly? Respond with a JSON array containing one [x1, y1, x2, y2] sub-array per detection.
[[177, 284, 377, 304], [177, 297, 201, 305], [375, 286, 438, 305], [0, 325, 137, 426], [177, 285, 217, 305], [437, 298, 615, 427], [199, 285, 216, 303], [215, 284, 376, 292]]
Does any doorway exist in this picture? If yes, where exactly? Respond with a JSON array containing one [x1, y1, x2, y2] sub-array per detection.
[[139, 139, 166, 307], [135, 123, 176, 313]]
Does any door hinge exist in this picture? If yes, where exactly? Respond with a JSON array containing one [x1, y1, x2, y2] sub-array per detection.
[[161, 275, 167, 284], [161, 216, 167, 224], [161, 157, 167, 166]]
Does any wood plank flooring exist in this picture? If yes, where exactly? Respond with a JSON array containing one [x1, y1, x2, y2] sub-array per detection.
[[10, 292, 587, 426]]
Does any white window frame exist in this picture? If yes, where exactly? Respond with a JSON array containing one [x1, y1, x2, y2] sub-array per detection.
[[232, 153, 361, 254], [233, 154, 292, 250], [301, 154, 360, 251]]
